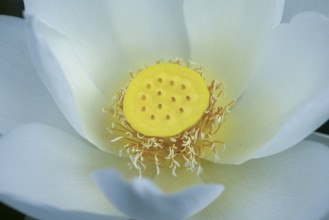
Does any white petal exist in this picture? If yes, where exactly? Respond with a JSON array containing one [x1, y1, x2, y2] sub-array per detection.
[[213, 13, 329, 163], [23, 0, 127, 97], [3, 200, 126, 220], [104, 0, 189, 70], [0, 16, 71, 134], [191, 141, 329, 220], [250, 13, 329, 159], [282, 0, 329, 22], [0, 123, 139, 220], [24, 0, 188, 95], [307, 132, 329, 146], [25, 17, 120, 153], [184, 0, 285, 101], [92, 169, 223, 220], [152, 167, 204, 193]]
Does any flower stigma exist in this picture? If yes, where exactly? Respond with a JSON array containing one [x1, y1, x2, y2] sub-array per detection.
[[105, 60, 233, 176], [123, 63, 209, 137]]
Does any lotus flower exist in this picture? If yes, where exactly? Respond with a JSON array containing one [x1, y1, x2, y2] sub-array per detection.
[[1, 0, 329, 220]]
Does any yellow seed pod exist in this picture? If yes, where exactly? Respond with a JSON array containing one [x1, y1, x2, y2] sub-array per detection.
[[123, 63, 209, 137]]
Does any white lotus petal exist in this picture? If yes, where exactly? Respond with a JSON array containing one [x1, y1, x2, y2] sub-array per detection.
[[24, 0, 188, 95], [250, 13, 329, 159], [25, 17, 121, 153], [0, 123, 140, 220], [93, 169, 223, 220], [210, 13, 329, 163], [191, 141, 329, 220], [282, 0, 329, 22], [104, 0, 189, 70], [307, 132, 329, 146], [0, 16, 71, 134], [152, 167, 204, 193], [3, 199, 126, 220], [23, 0, 127, 97], [184, 0, 284, 102]]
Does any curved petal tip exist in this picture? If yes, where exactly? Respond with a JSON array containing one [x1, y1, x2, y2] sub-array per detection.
[[92, 169, 224, 220]]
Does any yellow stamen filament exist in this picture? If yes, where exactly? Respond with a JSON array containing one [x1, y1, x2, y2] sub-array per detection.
[[106, 59, 233, 176]]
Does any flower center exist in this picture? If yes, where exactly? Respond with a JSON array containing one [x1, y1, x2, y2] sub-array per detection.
[[106, 60, 233, 176], [123, 63, 210, 137]]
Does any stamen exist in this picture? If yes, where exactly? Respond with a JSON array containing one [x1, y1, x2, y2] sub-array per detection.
[[105, 60, 234, 176]]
